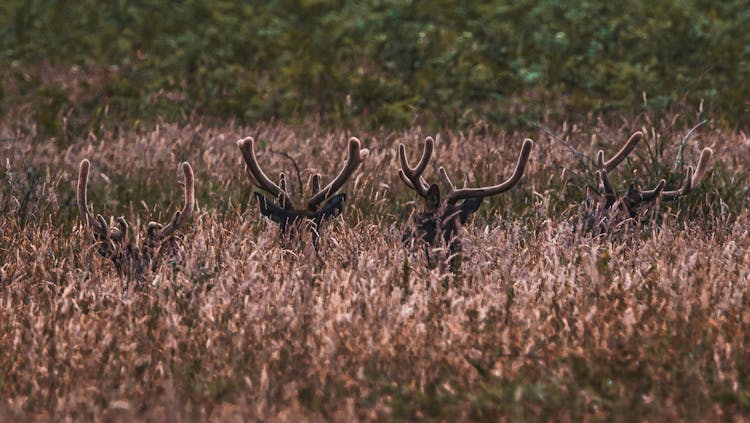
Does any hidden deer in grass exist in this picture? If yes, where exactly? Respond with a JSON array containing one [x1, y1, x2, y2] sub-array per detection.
[[398, 136, 533, 270], [583, 131, 713, 232], [237, 136, 368, 247], [77, 159, 195, 278]]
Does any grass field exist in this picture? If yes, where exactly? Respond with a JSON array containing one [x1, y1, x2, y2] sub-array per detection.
[[1, 107, 749, 420]]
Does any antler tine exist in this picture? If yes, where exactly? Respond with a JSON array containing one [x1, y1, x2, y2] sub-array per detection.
[[600, 131, 643, 172], [661, 165, 694, 201], [307, 137, 369, 210], [443, 138, 533, 203], [278, 172, 290, 209], [153, 162, 195, 239], [438, 166, 455, 192], [398, 136, 434, 197], [115, 217, 129, 242], [310, 174, 321, 195], [639, 179, 666, 202], [77, 159, 108, 234], [77, 159, 94, 225], [662, 147, 712, 201], [95, 215, 111, 243], [691, 147, 713, 188], [237, 137, 294, 208]]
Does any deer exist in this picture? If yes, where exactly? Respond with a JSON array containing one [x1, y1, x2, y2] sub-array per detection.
[[77, 159, 195, 278], [583, 131, 713, 232], [398, 136, 534, 271], [237, 136, 369, 247]]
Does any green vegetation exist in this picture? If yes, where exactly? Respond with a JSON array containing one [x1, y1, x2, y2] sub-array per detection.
[[2, 1, 749, 132]]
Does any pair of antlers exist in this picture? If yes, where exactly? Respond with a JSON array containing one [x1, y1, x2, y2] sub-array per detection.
[[398, 136, 534, 204], [397, 136, 534, 270], [237, 136, 369, 212], [592, 131, 713, 208], [77, 159, 195, 275]]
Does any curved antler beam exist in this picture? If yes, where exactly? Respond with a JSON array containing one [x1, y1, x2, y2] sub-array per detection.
[[691, 147, 713, 188], [442, 138, 533, 204], [307, 137, 369, 210], [77, 159, 108, 234], [237, 137, 294, 208], [662, 147, 713, 201], [77, 159, 94, 225], [639, 179, 666, 202], [597, 131, 643, 172], [152, 162, 195, 239]]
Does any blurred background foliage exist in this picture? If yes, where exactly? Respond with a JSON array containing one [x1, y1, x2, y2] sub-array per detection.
[[1, 0, 748, 134]]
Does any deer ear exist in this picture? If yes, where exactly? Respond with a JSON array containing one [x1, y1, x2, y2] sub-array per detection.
[[254, 192, 288, 224], [585, 186, 605, 209], [459, 197, 483, 223], [318, 193, 346, 221], [425, 184, 441, 212]]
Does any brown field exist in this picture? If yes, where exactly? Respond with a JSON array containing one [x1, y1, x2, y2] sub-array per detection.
[[1, 112, 749, 421]]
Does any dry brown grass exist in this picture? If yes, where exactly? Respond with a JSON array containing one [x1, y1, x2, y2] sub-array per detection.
[[1, 112, 749, 421]]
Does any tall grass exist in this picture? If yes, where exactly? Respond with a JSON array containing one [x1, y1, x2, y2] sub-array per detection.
[[1, 109, 748, 420]]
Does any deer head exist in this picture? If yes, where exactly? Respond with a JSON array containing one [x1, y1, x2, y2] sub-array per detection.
[[77, 159, 195, 278], [584, 131, 713, 230], [398, 136, 533, 270], [237, 136, 368, 246]]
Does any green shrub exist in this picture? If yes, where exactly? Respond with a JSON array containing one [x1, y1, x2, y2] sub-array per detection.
[[1, 1, 748, 131]]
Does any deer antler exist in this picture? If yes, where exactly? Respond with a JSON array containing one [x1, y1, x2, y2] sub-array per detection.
[[237, 137, 295, 208], [661, 147, 713, 201], [78, 159, 98, 228], [237, 135, 367, 245], [397, 136, 533, 272], [147, 162, 195, 239], [76, 159, 195, 277], [638, 180, 666, 202], [438, 139, 533, 204], [588, 132, 712, 218], [596, 131, 643, 172], [596, 169, 666, 204], [398, 136, 434, 198], [78, 159, 116, 238], [307, 137, 369, 210]]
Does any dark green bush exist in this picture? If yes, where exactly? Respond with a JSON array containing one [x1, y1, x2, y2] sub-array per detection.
[[1, 0, 748, 130]]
